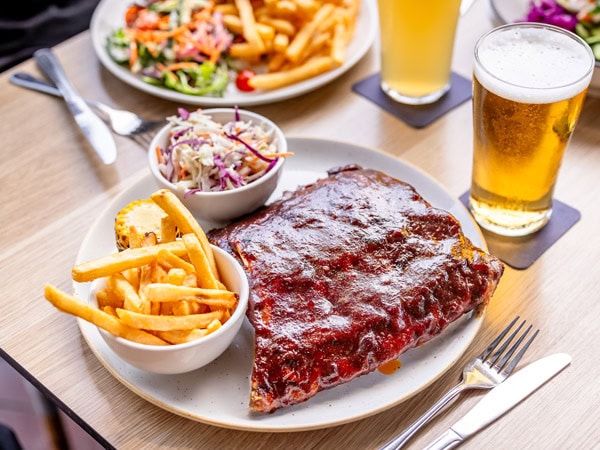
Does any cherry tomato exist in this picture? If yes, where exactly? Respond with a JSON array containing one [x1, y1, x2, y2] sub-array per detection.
[[235, 69, 256, 92]]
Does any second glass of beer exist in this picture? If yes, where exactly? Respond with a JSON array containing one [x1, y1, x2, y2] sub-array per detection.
[[377, 0, 462, 105], [470, 23, 595, 237]]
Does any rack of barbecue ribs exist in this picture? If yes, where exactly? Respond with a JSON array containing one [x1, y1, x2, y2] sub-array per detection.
[[208, 165, 504, 413]]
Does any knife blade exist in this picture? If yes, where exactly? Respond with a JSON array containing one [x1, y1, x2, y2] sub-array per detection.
[[424, 353, 572, 450], [33, 49, 117, 165]]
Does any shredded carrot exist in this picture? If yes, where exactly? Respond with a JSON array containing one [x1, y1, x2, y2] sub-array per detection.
[[155, 146, 164, 165], [262, 152, 295, 158], [129, 41, 138, 70]]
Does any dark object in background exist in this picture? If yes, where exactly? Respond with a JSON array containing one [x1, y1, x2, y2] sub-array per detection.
[[0, 0, 100, 72], [0, 424, 22, 450]]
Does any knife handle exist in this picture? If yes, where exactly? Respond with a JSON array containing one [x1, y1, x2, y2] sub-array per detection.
[[33, 48, 81, 107], [423, 429, 463, 450]]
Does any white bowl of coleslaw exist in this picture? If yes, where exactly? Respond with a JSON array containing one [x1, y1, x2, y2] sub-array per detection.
[[148, 108, 288, 223]]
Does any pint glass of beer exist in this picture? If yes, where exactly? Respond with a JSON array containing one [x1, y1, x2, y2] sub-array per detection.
[[469, 23, 595, 237], [377, 0, 461, 105]]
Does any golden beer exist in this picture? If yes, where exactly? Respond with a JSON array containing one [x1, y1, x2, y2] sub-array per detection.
[[377, 0, 461, 105], [469, 24, 594, 236]]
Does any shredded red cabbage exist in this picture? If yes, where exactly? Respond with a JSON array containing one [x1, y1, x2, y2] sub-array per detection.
[[525, 0, 578, 32], [225, 132, 275, 163], [178, 107, 191, 120]]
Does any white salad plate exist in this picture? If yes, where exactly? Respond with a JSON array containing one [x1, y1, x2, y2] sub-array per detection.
[[90, 0, 377, 106], [488, 0, 600, 97], [74, 137, 486, 432]]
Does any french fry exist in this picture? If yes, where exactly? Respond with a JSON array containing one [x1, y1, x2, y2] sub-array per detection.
[[331, 20, 347, 66], [300, 31, 331, 63], [144, 283, 237, 303], [272, 33, 290, 53], [183, 272, 198, 287], [166, 268, 187, 285], [183, 234, 220, 289], [44, 284, 168, 346], [128, 225, 143, 249], [102, 305, 119, 317], [235, 0, 265, 52], [249, 56, 335, 90], [95, 288, 123, 309], [116, 308, 223, 331], [268, 51, 287, 72], [268, 0, 297, 17], [156, 319, 222, 344], [285, 3, 335, 62], [229, 42, 266, 59], [121, 267, 140, 292], [292, 0, 320, 16], [155, 327, 211, 344], [223, 14, 275, 42], [258, 16, 296, 36], [157, 249, 195, 273], [214, 0, 360, 91], [171, 300, 192, 316], [150, 189, 217, 278], [160, 215, 178, 243], [72, 240, 187, 282], [107, 273, 147, 313]]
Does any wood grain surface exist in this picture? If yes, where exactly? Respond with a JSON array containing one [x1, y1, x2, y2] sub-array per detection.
[[1, 0, 599, 448]]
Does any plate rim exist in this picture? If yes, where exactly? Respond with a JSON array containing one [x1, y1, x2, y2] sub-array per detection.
[[90, 0, 378, 106], [74, 137, 487, 432]]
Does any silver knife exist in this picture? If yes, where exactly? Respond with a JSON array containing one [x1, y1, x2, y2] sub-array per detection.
[[423, 353, 572, 450], [33, 49, 117, 165]]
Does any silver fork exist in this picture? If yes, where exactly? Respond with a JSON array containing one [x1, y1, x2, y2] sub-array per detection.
[[379, 316, 539, 450], [9, 72, 165, 147]]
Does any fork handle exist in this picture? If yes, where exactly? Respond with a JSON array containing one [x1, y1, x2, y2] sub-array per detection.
[[10, 72, 62, 97], [379, 382, 467, 450], [10, 72, 103, 109]]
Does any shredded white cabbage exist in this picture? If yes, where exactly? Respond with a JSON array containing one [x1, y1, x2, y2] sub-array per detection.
[[157, 109, 279, 193]]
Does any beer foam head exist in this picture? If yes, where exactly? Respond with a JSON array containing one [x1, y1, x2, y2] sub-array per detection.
[[474, 23, 595, 104]]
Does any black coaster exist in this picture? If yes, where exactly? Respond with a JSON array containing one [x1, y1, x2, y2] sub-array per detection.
[[459, 191, 581, 270], [352, 72, 472, 128]]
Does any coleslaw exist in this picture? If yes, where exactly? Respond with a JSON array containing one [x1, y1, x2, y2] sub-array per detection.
[[155, 108, 291, 193]]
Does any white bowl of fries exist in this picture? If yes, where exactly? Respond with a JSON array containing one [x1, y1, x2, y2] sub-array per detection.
[[88, 244, 249, 374], [148, 108, 288, 224], [43, 189, 251, 374]]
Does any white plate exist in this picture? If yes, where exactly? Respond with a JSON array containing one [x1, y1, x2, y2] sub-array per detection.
[[90, 0, 377, 106], [488, 0, 600, 97], [74, 137, 486, 432]]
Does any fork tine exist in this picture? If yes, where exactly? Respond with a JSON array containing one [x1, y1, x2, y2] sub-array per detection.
[[488, 319, 526, 367], [501, 327, 539, 375], [131, 133, 153, 149], [479, 316, 520, 361], [494, 323, 531, 368]]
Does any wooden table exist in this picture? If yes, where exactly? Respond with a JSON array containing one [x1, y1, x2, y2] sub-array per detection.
[[1, 1, 599, 448]]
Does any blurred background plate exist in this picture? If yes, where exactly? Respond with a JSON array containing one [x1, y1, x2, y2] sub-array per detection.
[[90, 0, 377, 106], [488, 0, 600, 97]]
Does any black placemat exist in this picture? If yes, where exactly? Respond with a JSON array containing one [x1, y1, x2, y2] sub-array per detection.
[[352, 72, 472, 128], [459, 192, 581, 270]]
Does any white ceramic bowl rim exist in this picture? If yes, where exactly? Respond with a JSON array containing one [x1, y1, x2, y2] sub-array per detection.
[[149, 108, 286, 197]]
